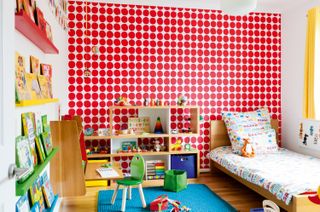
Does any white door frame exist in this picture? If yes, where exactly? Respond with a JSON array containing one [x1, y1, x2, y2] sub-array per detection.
[[0, 0, 16, 211]]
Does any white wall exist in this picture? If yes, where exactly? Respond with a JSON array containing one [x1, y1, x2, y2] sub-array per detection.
[[282, 0, 320, 158], [15, 0, 69, 132]]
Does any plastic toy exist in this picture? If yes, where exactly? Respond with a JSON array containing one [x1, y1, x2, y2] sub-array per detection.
[[114, 96, 130, 106], [144, 98, 149, 106], [154, 117, 164, 134], [84, 128, 94, 136], [177, 95, 188, 106], [154, 140, 161, 152], [171, 139, 182, 151], [150, 195, 168, 211], [241, 138, 255, 157], [171, 129, 178, 134], [150, 98, 155, 106], [308, 186, 320, 204]]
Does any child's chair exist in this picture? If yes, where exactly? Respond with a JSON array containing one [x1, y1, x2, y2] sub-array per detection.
[[111, 154, 147, 211], [263, 200, 280, 212]]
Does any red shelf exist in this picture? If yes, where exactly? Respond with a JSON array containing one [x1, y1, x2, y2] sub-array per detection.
[[15, 11, 59, 54]]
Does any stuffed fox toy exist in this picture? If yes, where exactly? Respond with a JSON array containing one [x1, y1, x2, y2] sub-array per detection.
[[241, 138, 255, 158]]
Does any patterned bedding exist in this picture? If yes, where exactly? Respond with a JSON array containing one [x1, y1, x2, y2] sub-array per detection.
[[209, 146, 320, 205]]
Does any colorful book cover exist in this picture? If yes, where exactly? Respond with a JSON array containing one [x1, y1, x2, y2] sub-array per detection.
[[40, 64, 52, 80], [40, 131, 53, 156], [16, 0, 23, 12], [16, 136, 34, 183], [37, 75, 50, 99], [41, 115, 50, 133], [16, 193, 30, 212], [22, 112, 38, 166], [29, 177, 45, 212], [30, 56, 40, 75], [35, 136, 46, 163], [15, 52, 31, 101], [41, 171, 55, 208], [30, 202, 40, 212], [25, 73, 41, 100]]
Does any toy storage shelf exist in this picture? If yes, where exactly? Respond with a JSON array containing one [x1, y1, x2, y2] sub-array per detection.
[[87, 150, 199, 159], [16, 98, 59, 107], [84, 133, 171, 140], [109, 105, 199, 110], [16, 147, 58, 196], [15, 11, 59, 54]]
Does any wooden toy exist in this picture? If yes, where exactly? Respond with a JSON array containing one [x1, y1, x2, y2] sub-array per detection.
[[150, 195, 168, 211], [171, 139, 182, 151], [177, 95, 188, 106], [154, 117, 164, 134], [241, 138, 255, 157]]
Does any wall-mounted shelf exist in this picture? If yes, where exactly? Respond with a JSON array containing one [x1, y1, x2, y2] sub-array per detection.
[[15, 11, 59, 54], [16, 148, 58, 196], [16, 98, 59, 107], [84, 133, 170, 140], [109, 105, 199, 110]]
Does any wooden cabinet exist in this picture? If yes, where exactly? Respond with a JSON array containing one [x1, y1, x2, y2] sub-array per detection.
[[84, 105, 200, 182]]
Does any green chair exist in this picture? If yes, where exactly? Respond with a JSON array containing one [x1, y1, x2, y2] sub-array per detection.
[[111, 154, 146, 211]]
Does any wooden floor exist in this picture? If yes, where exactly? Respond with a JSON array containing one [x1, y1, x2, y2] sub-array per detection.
[[60, 172, 267, 212]]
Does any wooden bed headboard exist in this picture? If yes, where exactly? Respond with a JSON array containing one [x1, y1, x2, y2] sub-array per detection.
[[210, 119, 279, 150]]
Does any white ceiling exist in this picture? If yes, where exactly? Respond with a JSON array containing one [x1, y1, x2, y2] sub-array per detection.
[[82, 0, 308, 13]]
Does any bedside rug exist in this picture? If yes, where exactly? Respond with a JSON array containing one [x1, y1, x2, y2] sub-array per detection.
[[98, 184, 237, 212]]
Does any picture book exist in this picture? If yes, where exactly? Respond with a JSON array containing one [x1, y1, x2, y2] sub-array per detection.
[[16, 193, 30, 212], [299, 120, 320, 151], [29, 177, 45, 212], [25, 73, 41, 100], [22, 0, 35, 22], [46, 22, 53, 41], [40, 131, 53, 156], [15, 52, 31, 101], [30, 56, 40, 76], [37, 75, 50, 99], [30, 202, 40, 212], [35, 7, 46, 33], [35, 136, 46, 163], [40, 64, 52, 80], [22, 112, 38, 166], [16, 136, 34, 183], [41, 115, 50, 133], [41, 171, 55, 208], [16, 0, 23, 13], [35, 113, 43, 135]]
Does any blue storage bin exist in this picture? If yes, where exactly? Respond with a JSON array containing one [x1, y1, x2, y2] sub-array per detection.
[[171, 154, 196, 178]]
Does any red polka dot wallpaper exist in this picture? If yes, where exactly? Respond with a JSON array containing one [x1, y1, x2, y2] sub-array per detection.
[[67, 1, 281, 170]]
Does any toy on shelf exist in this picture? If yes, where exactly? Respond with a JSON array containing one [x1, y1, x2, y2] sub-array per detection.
[[114, 96, 130, 106], [177, 95, 188, 106], [150, 195, 168, 211], [154, 117, 164, 134], [154, 139, 161, 152], [98, 128, 109, 136], [171, 129, 178, 134], [171, 139, 182, 151], [143, 98, 149, 106], [84, 128, 94, 136], [184, 143, 191, 151], [150, 98, 155, 106]]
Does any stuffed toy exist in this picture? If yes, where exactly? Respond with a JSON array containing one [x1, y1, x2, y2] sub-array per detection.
[[241, 138, 255, 158]]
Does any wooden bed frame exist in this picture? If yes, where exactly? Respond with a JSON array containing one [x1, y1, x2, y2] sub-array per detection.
[[210, 119, 320, 212]]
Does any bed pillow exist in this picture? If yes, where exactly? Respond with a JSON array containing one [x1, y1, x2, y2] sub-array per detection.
[[248, 129, 279, 154], [222, 108, 272, 154]]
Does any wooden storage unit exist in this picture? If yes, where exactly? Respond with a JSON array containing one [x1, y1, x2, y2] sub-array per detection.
[[50, 120, 86, 197], [84, 105, 200, 182]]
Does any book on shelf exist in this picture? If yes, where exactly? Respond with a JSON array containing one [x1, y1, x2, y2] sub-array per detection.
[[35, 136, 46, 163], [37, 75, 50, 99], [15, 52, 31, 101], [40, 131, 53, 157], [16, 193, 30, 212], [16, 136, 34, 183], [30, 56, 40, 76], [41, 171, 55, 208], [41, 114, 50, 133], [29, 177, 45, 211], [22, 112, 38, 166], [25, 73, 42, 100], [40, 64, 52, 80]]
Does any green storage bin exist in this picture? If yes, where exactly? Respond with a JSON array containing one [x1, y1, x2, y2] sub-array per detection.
[[163, 169, 187, 192]]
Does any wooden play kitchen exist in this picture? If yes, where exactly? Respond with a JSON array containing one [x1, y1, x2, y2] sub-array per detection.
[[84, 105, 201, 184]]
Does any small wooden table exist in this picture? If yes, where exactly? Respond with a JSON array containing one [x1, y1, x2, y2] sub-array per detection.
[[85, 162, 124, 181]]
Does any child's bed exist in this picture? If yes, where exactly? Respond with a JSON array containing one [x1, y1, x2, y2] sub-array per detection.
[[210, 119, 320, 212]]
